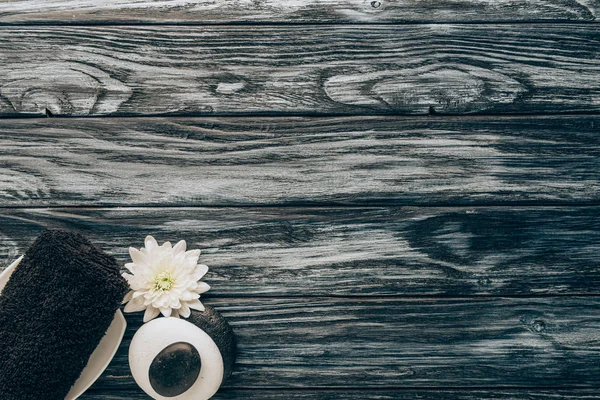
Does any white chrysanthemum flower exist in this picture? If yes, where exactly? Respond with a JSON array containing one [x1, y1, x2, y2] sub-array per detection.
[[122, 235, 210, 323]]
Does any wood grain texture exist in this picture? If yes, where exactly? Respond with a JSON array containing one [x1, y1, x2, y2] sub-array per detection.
[[0, 0, 598, 23], [80, 388, 600, 399], [1, 207, 599, 296], [0, 25, 599, 116], [87, 297, 600, 389], [1, 116, 599, 206]]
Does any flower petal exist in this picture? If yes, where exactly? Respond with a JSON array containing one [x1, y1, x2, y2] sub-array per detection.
[[187, 299, 205, 312], [172, 252, 186, 269], [153, 293, 169, 308], [145, 235, 158, 250], [192, 264, 209, 280], [129, 247, 147, 265], [124, 263, 137, 273], [168, 293, 181, 309], [182, 291, 200, 301], [173, 240, 186, 254], [123, 296, 145, 313], [184, 249, 201, 264], [126, 278, 145, 291], [160, 307, 172, 318], [132, 291, 146, 299], [179, 302, 191, 318], [162, 241, 172, 249], [195, 282, 211, 294], [122, 290, 133, 304], [143, 306, 160, 322]]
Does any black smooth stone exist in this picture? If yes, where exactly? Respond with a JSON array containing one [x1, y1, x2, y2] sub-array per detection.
[[149, 341, 202, 397], [188, 306, 237, 382]]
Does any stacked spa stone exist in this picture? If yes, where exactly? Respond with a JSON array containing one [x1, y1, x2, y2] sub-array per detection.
[[0, 230, 129, 400], [147, 306, 236, 397], [129, 306, 236, 400]]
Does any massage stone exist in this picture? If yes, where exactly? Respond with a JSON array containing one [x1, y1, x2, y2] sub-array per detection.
[[129, 306, 236, 400]]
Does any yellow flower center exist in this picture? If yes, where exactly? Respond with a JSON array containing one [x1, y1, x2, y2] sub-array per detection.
[[153, 271, 175, 291]]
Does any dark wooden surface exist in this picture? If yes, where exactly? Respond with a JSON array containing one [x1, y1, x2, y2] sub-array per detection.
[[1, 207, 599, 296], [1, 0, 599, 399], [0, 0, 597, 23], [91, 297, 600, 389], [0, 116, 599, 206], [0, 26, 599, 116], [80, 389, 600, 400]]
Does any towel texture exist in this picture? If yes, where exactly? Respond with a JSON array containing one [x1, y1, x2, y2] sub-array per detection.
[[0, 230, 129, 400]]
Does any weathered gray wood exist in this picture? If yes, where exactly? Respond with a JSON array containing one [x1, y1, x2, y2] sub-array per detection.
[[1, 207, 599, 296], [80, 388, 600, 399], [1, 116, 599, 206], [89, 297, 600, 389], [0, 26, 599, 116], [0, 0, 597, 23]]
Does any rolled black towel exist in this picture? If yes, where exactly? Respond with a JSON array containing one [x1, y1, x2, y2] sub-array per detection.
[[0, 230, 129, 400]]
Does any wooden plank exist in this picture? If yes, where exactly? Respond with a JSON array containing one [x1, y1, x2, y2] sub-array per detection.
[[0, 0, 597, 24], [1, 207, 599, 296], [88, 297, 600, 389], [1, 116, 599, 206], [0, 25, 599, 116], [80, 388, 600, 399]]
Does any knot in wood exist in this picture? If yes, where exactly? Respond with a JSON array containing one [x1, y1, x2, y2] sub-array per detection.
[[477, 277, 492, 287], [531, 320, 546, 333]]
